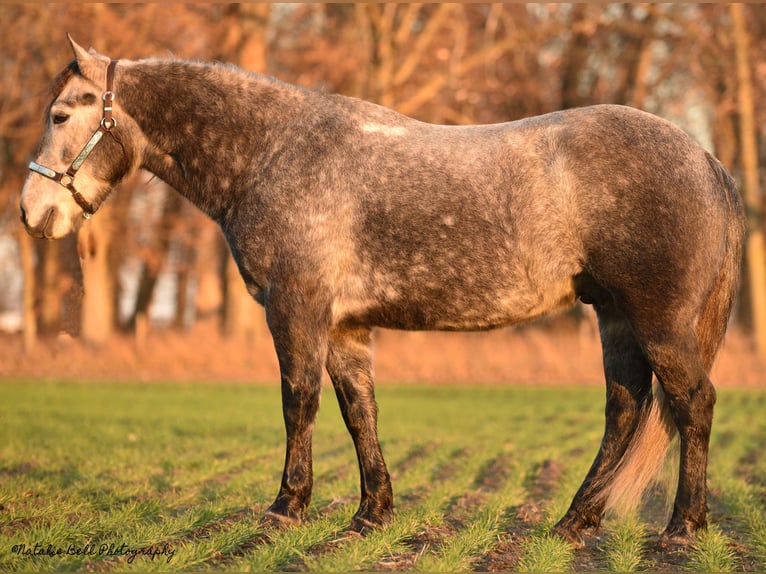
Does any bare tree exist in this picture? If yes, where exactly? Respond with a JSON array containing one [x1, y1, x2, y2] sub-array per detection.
[[731, 4, 766, 357]]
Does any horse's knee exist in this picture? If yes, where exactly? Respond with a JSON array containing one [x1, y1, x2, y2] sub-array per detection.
[[691, 376, 716, 411], [661, 374, 715, 434], [640, 329, 712, 422], [604, 383, 645, 431]]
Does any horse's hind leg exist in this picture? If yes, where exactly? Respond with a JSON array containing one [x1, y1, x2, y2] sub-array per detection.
[[553, 299, 653, 546], [641, 326, 715, 545], [326, 326, 394, 532]]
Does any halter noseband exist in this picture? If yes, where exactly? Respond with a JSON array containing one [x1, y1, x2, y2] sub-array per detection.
[[28, 59, 118, 220]]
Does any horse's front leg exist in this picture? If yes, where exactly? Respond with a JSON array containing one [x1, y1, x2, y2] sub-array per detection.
[[326, 326, 393, 532], [263, 294, 328, 527]]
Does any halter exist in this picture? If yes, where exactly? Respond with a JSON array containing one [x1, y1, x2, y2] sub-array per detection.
[[28, 59, 118, 220]]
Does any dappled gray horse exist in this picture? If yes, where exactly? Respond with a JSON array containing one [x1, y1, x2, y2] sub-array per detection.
[[21, 37, 745, 547]]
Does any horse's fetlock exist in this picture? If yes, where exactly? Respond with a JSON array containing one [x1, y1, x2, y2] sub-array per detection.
[[552, 508, 602, 546], [262, 509, 303, 530], [267, 492, 310, 523], [551, 522, 587, 549], [350, 503, 393, 534]]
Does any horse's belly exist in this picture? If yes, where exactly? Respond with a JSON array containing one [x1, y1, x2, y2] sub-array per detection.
[[332, 273, 579, 332]]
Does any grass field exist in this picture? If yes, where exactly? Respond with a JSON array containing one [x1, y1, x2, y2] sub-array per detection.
[[1, 380, 764, 572]]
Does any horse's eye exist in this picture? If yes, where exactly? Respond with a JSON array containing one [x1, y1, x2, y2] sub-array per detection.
[[52, 113, 69, 125]]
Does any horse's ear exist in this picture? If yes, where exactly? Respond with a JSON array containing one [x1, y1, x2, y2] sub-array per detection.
[[67, 34, 89, 61], [67, 33, 110, 83]]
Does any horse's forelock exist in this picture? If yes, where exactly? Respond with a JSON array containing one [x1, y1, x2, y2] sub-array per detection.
[[43, 59, 81, 120]]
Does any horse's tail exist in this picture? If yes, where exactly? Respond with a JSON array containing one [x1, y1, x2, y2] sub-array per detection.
[[602, 153, 745, 516], [601, 382, 677, 516], [695, 153, 745, 372]]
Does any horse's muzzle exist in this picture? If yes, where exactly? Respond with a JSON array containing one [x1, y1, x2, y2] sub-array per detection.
[[20, 205, 56, 239]]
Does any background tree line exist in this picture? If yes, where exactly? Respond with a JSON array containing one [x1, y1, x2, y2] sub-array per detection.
[[1, 4, 765, 356]]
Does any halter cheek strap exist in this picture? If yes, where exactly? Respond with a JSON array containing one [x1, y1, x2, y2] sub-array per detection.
[[28, 59, 118, 220]]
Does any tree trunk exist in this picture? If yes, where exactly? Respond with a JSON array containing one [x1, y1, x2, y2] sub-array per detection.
[[560, 4, 591, 109], [622, 6, 656, 109], [77, 202, 115, 345], [731, 3, 766, 358], [222, 247, 265, 342], [218, 234, 268, 347], [193, 217, 225, 328], [38, 241, 61, 333], [18, 230, 37, 353], [126, 190, 182, 331], [175, 264, 190, 330]]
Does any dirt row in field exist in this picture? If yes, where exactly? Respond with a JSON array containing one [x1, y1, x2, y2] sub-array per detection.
[[229, 445, 762, 571], [185, 450, 708, 572], [2, 316, 764, 387], [6, 443, 763, 572]]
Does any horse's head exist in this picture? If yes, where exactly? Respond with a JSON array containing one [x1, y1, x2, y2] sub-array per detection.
[[20, 36, 140, 238]]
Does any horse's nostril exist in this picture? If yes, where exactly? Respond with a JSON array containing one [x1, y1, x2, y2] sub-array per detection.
[[19, 205, 28, 227], [41, 208, 56, 239]]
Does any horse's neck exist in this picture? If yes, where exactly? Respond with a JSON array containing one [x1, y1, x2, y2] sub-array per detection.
[[120, 60, 305, 220]]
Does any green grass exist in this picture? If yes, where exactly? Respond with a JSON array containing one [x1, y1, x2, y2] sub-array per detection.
[[601, 514, 647, 572], [687, 525, 740, 572], [516, 533, 575, 572], [1, 381, 765, 571]]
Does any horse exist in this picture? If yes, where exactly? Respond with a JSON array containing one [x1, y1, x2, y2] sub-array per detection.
[[20, 36, 745, 548]]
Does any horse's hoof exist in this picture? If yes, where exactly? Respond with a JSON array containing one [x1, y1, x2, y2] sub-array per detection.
[[349, 515, 382, 535], [658, 529, 695, 550], [659, 518, 703, 549], [261, 510, 302, 530], [550, 524, 586, 549], [349, 507, 393, 534]]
